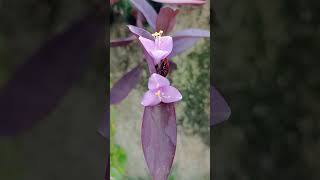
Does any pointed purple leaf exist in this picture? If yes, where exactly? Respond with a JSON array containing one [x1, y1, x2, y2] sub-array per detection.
[[156, 7, 179, 35], [168, 37, 198, 58], [172, 28, 210, 38], [211, 86, 231, 126], [129, 0, 157, 31], [111, 35, 136, 47], [141, 103, 177, 180], [168, 29, 209, 58], [128, 25, 154, 40], [110, 64, 143, 104], [0, 12, 105, 136], [151, 0, 206, 5]]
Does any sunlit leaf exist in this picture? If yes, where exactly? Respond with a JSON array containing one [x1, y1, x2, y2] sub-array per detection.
[[141, 103, 177, 180]]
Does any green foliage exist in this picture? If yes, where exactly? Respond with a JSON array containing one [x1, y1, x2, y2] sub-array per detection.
[[112, 0, 133, 23], [110, 108, 128, 180]]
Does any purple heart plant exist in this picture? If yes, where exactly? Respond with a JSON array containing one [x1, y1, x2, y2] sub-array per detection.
[[108, 0, 230, 179]]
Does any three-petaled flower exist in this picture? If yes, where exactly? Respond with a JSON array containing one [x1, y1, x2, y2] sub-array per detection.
[[139, 30, 173, 65], [141, 73, 182, 106]]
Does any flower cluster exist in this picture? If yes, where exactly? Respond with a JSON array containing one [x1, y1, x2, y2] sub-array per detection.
[[139, 30, 182, 106]]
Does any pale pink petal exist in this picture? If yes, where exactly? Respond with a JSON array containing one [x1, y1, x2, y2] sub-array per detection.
[[139, 36, 156, 52], [156, 36, 173, 53], [150, 50, 169, 64], [160, 86, 182, 103], [148, 73, 170, 90], [141, 90, 161, 106]]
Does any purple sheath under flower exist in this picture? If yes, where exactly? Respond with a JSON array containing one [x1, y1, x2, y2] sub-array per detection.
[[141, 73, 182, 106], [138, 30, 173, 65]]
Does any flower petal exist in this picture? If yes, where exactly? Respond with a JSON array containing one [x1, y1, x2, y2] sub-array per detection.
[[156, 36, 173, 53], [151, 50, 169, 64], [148, 73, 170, 90], [139, 36, 156, 51], [141, 90, 161, 106], [160, 86, 182, 103]]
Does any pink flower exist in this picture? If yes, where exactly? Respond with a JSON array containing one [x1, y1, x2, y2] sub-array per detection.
[[141, 73, 182, 106], [138, 31, 173, 65]]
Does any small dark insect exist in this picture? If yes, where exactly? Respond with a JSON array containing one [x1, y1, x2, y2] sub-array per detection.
[[155, 58, 170, 77]]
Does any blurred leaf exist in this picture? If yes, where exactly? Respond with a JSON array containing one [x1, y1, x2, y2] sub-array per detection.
[[210, 85, 231, 126], [156, 7, 179, 35], [110, 64, 143, 104], [0, 11, 105, 136], [141, 103, 177, 180], [111, 35, 136, 47], [129, 0, 157, 31]]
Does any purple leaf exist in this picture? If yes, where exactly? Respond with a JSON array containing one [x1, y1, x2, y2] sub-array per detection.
[[129, 0, 157, 31], [150, 0, 206, 5], [110, 64, 143, 104], [0, 12, 105, 136], [168, 37, 199, 58], [156, 7, 179, 35], [128, 25, 154, 40], [111, 35, 136, 47], [172, 28, 210, 38], [211, 86, 231, 126], [136, 11, 145, 28], [141, 103, 177, 180], [168, 29, 209, 58]]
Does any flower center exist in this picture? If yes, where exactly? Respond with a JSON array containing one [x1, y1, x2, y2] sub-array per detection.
[[155, 90, 161, 97], [152, 30, 163, 38]]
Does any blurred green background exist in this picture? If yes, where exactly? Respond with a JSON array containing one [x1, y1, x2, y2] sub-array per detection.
[[213, 0, 320, 179]]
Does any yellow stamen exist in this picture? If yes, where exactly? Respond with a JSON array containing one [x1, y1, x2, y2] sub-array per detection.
[[152, 30, 164, 38], [155, 90, 161, 97]]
